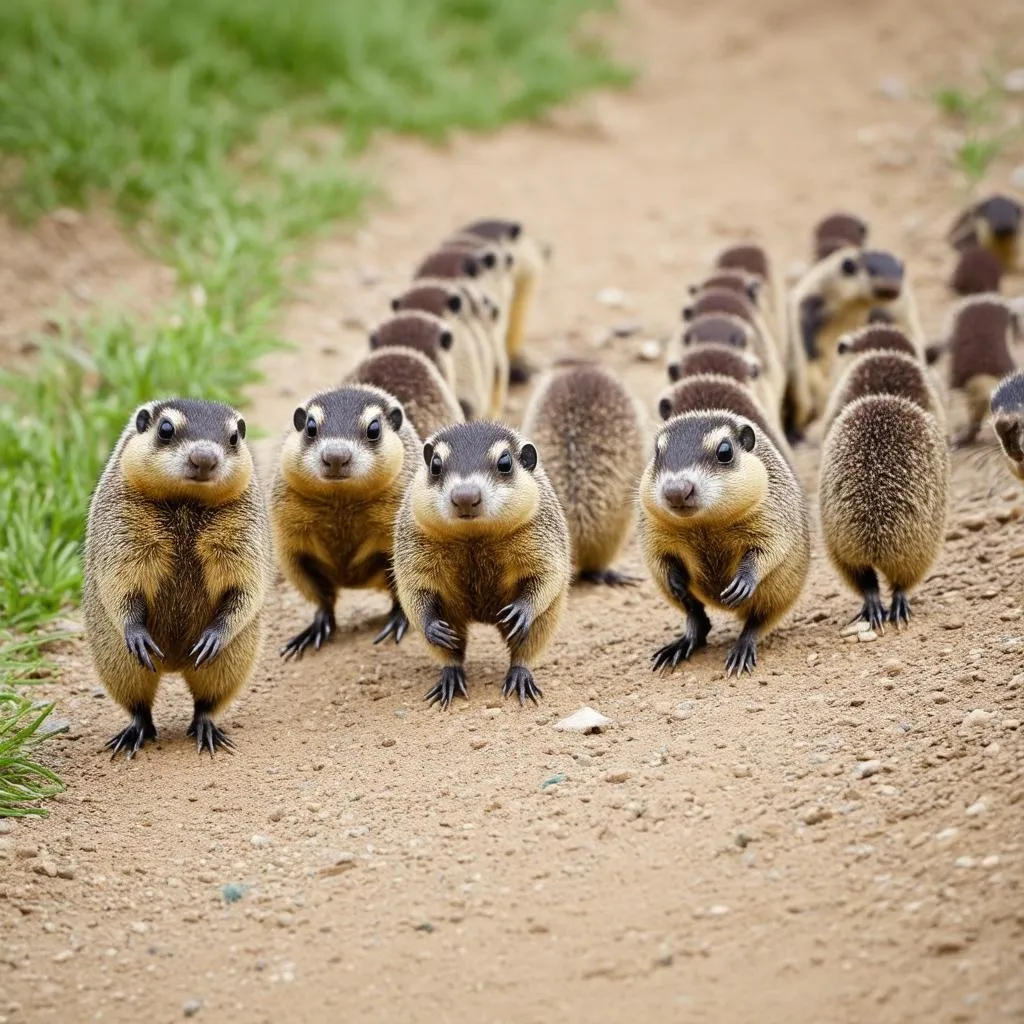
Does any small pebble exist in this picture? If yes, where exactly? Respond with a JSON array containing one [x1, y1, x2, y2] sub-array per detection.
[[801, 806, 832, 826], [183, 999, 202, 1018], [554, 707, 612, 734], [250, 835, 271, 848], [604, 770, 632, 784], [961, 709, 995, 730], [858, 630, 878, 643], [965, 799, 987, 817], [469, 739, 487, 750], [840, 620, 871, 637], [596, 287, 626, 309], [935, 827, 959, 842], [883, 659, 902, 676], [637, 340, 662, 363], [955, 856, 976, 869], [853, 760, 881, 779], [982, 855, 1000, 868], [942, 619, 964, 630]]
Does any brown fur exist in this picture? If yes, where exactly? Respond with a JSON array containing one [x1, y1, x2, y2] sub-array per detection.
[[947, 296, 1019, 445], [84, 399, 273, 756], [690, 269, 762, 305], [681, 312, 751, 350], [823, 351, 942, 433], [637, 410, 810, 676], [813, 212, 868, 261], [370, 311, 456, 389], [950, 246, 1003, 296], [393, 421, 571, 707], [685, 287, 758, 327], [386, 286, 490, 419], [715, 244, 771, 282], [991, 369, 1024, 483], [819, 395, 949, 623], [415, 248, 483, 282], [522, 364, 645, 581], [687, 287, 786, 419], [836, 323, 919, 360], [345, 349, 463, 439], [668, 344, 757, 386], [270, 386, 421, 657]]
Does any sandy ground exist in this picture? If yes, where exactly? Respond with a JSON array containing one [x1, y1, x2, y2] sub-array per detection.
[[2, 0, 1024, 1021]]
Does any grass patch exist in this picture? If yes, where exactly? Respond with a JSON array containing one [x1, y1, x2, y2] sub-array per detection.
[[0, 0, 631, 806], [0, 635, 67, 816], [932, 65, 1024, 182]]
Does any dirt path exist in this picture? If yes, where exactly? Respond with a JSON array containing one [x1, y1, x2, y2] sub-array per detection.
[[3, 1, 1024, 1021]]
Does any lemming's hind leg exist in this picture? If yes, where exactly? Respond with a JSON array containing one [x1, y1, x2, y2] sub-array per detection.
[[97, 628, 163, 760], [373, 595, 409, 645], [182, 618, 261, 756], [106, 704, 158, 760], [724, 614, 762, 677], [652, 557, 711, 673], [889, 589, 912, 629], [850, 567, 887, 633]]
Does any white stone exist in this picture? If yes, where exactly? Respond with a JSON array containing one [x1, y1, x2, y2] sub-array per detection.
[[554, 707, 613, 734]]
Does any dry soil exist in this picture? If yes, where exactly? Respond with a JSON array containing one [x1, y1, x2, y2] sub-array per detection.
[[2, 0, 1023, 1022]]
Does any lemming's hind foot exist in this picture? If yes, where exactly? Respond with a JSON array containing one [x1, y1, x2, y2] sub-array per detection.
[[281, 607, 336, 661], [890, 589, 912, 629], [373, 601, 409, 645], [578, 568, 641, 587], [651, 630, 706, 674], [425, 666, 468, 710], [853, 593, 887, 633], [724, 633, 757, 677], [851, 568, 886, 633], [105, 707, 157, 760], [502, 665, 542, 706], [187, 709, 235, 757]]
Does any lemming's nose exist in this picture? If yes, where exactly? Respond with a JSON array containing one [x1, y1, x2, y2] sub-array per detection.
[[451, 483, 482, 512], [662, 478, 695, 509]]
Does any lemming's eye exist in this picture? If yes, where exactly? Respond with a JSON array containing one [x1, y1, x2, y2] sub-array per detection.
[[306, 417, 318, 439], [497, 452, 513, 474], [430, 454, 443, 477], [366, 418, 382, 441], [840, 257, 858, 276], [158, 419, 175, 442], [716, 440, 734, 464], [229, 431, 239, 447]]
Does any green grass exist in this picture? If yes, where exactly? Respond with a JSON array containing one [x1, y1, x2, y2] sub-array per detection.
[[0, 0, 631, 810], [0, 634, 68, 816], [932, 65, 1024, 182]]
